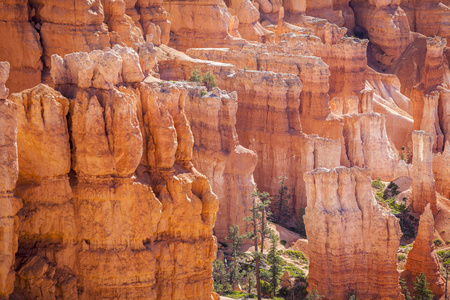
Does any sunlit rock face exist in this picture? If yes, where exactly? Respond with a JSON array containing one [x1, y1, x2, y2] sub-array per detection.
[[304, 167, 402, 300]]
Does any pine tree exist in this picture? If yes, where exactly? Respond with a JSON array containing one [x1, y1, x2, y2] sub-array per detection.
[[244, 189, 273, 300], [202, 71, 217, 91], [212, 259, 229, 294], [413, 272, 434, 300], [307, 288, 323, 300], [274, 175, 292, 224], [188, 68, 202, 83], [400, 277, 412, 300], [267, 234, 284, 297], [226, 225, 244, 287]]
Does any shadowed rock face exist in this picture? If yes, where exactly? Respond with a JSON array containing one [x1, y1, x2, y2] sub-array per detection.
[[404, 204, 445, 297], [304, 167, 402, 300]]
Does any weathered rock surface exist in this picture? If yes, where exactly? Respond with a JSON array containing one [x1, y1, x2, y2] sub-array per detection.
[[220, 70, 341, 211], [0, 65, 21, 299], [0, 0, 43, 92], [404, 204, 445, 297], [8, 47, 218, 300], [352, 0, 411, 67], [183, 84, 257, 241], [304, 167, 402, 300], [402, 0, 450, 46], [433, 141, 450, 198], [411, 130, 437, 214]]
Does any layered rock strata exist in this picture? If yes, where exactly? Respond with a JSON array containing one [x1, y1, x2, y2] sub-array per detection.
[[0, 62, 21, 299], [404, 204, 445, 297], [304, 166, 402, 300], [411, 130, 437, 214], [7, 47, 218, 300], [401, 0, 450, 46]]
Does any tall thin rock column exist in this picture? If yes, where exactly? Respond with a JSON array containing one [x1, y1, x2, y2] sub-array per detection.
[[411, 130, 437, 214]]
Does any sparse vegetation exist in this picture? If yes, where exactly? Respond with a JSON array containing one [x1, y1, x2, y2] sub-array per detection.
[[188, 68, 202, 83], [371, 178, 384, 190], [202, 71, 218, 91], [372, 180, 407, 214], [433, 239, 443, 247], [284, 250, 308, 264], [413, 272, 434, 300]]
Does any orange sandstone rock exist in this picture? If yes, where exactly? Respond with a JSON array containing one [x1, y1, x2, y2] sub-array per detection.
[[433, 141, 450, 198], [0, 64, 21, 299], [0, 0, 43, 92], [183, 84, 258, 241], [304, 167, 402, 300], [411, 130, 437, 214], [10, 47, 218, 300], [404, 204, 445, 297], [352, 0, 411, 67]]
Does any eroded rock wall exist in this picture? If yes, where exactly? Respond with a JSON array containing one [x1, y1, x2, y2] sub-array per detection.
[[7, 48, 218, 300], [220, 70, 341, 212], [183, 85, 258, 241], [304, 167, 402, 300]]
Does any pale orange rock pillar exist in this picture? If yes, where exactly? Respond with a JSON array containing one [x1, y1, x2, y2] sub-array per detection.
[[411, 130, 437, 214], [304, 167, 401, 300], [404, 204, 445, 297]]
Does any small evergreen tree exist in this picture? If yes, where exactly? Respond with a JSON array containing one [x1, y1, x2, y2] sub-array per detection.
[[202, 71, 218, 91], [244, 189, 273, 300], [307, 288, 323, 300], [226, 225, 244, 287], [413, 272, 434, 300], [188, 68, 202, 83], [267, 234, 284, 297], [400, 277, 412, 300], [212, 259, 230, 294], [274, 175, 292, 224]]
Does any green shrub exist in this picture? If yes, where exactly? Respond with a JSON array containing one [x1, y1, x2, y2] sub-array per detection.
[[285, 263, 305, 279], [188, 68, 202, 83], [200, 90, 208, 96], [284, 250, 308, 263], [398, 254, 407, 261], [260, 280, 272, 296], [371, 179, 384, 190], [434, 239, 443, 247], [280, 240, 287, 246], [202, 71, 218, 91], [224, 291, 248, 299]]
